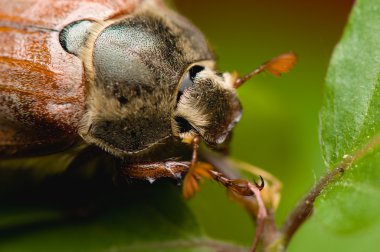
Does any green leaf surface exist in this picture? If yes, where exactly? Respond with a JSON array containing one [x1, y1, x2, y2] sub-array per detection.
[[318, 0, 380, 233], [0, 167, 243, 252]]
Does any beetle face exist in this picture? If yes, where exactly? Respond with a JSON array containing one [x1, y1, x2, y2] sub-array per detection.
[[173, 64, 242, 146]]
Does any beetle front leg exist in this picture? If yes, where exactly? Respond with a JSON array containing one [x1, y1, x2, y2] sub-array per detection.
[[123, 161, 190, 182], [189, 135, 201, 171]]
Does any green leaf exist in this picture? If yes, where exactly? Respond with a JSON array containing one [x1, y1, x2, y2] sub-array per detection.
[[318, 0, 380, 232], [0, 168, 243, 252]]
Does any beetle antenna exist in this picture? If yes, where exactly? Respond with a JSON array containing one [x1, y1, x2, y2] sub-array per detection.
[[233, 52, 297, 88]]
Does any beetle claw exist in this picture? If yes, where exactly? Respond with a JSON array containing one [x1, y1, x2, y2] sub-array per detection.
[[209, 170, 265, 196], [254, 176, 265, 191]]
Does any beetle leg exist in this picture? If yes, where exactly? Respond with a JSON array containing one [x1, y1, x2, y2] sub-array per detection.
[[123, 161, 190, 182], [123, 136, 203, 183], [209, 170, 265, 196], [208, 169, 266, 252], [254, 176, 265, 190], [190, 135, 201, 168], [182, 136, 214, 198], [248, 182, 268, 252]]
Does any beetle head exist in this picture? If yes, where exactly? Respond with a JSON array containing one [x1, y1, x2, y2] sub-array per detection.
[[173, 62, 242, 147], [173, 51, 298, 147]]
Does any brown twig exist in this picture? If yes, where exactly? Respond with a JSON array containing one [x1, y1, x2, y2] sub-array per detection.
[[281, 166, 344, 245], [281, 134, 380, 246]]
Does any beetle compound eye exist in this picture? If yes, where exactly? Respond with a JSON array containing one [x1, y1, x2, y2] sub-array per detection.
[[177, 65, 205, 103], [189, 65, 204, 81], [175, 116, 193, 133]]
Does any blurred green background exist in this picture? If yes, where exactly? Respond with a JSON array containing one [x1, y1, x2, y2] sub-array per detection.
[[2, 0, 380, 251], [171, 0, 380, 251]]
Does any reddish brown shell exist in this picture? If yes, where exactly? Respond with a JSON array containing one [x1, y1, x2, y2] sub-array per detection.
[[0, 0, 141, 157]]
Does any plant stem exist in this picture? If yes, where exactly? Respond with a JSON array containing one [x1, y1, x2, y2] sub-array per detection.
[[281, 134, 380, 247], [281, 166, 344, 245], [202, 135, 380, 251]]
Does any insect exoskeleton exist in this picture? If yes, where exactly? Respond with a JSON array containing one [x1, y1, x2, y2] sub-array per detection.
[[58, 0, 242, 158], [0, 0, 295, 188]]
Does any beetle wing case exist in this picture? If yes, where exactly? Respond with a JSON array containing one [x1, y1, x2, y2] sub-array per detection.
[[0, 0, 141, 157]]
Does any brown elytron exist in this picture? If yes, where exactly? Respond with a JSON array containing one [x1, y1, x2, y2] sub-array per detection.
[[0, 0, 140, 157]]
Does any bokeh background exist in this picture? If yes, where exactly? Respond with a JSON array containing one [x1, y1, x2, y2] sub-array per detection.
[[171, 0, 380, 251], [2, 1, 380, 251]]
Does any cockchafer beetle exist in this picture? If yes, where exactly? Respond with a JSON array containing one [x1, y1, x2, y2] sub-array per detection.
[[0, 0, 296, 198]]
